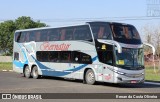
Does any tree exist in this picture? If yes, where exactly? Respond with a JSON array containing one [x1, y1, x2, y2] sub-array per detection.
[[0, 16, 47, 55], [15, 16, 46, 29], [142, 24, 160, 55], [142, 25, 154, 55], [0, 20, 16, 55]]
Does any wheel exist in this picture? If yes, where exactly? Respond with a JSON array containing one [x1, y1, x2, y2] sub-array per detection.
[[24, 66, 31, 78], [31, 66, 39, 79], [85, 69, 96, 85]]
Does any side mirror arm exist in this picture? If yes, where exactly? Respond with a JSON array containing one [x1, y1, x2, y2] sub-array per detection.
[[143, 43, 155, 55], [97, 39, 122, 53]]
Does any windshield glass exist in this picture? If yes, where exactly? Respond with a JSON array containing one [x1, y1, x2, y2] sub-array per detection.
[[115, 48, 144, 70], [110, 24, 142, 44]]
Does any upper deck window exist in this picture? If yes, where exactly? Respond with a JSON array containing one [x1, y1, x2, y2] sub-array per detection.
[[110, 24, 142, 44], [90, 24, 112, 40], [15, 25, 93, 42]]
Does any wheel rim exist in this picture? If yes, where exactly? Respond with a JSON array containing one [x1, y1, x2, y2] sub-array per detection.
[[25, 68, 30, 77], [87, 71, 95, 83], [33, 68, 38, 78]]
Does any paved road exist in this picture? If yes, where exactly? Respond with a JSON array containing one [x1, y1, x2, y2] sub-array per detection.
[[0, 72, 160, 102]]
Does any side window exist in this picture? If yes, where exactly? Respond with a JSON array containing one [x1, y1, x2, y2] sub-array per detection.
[[81, 53, 92, 64], [40, 30, 48, 41], [15, 32, 20, 42], [74, 25, 92, 41], [18, 32, 25, 43], [36, 51, 92, 64], [91, 25, 111, 39], [29, 31, 35, 42], [60, 29, 66, 40], [47, 29, 59, 41], [48, 51, 59, 62], [14, 52, 19, 61], [36, 51, 47, 62], [35, 31, 41, 42], [60, 51, 71, 62], [72, 51, 81, 63], [72, 51, 92, 64], [37, 51, 71, 63], [25, 32, 30, 42], [65, 28, 73, 40]]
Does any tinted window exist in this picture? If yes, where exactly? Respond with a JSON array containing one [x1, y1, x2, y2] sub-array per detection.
[[29, 31, 35, 42], [47, 29, 59, 41], [60, 51, 71, 62], [15, 31, 35, 42], [14, 52, 19, 61], [110, 24, 142, 44], [36, 51, 92, 64], [40, 30, 48, 41], [97, 51, 113, 65], [15, 32, 20, 42], [65, 28, 73, 40], [59, 28, 74, 41], [60, 29, 66, 40], [37, 51, 71, 63], [36, 51, 48, 62], [25, 32, 30, 42], [35, 31, 41, 42], [72, 51, 92, 64], [90, 24, 112, 40], [15, 25, 92, 42], [74, 25, 92, 41], [48, 51, 59, 62]]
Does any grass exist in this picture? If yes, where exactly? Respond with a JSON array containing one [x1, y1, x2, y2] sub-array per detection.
[[0, 62, 12, 71], [0, 62, 160, 82], [145, 66, 160, 82]]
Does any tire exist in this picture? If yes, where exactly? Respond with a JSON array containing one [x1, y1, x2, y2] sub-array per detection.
[[31, 66, 39, 79], [24, 66, 31, 78], [85, 69, 96, 85]]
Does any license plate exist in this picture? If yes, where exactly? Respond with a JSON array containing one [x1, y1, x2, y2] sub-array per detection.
[[131, 80, 137, 83]]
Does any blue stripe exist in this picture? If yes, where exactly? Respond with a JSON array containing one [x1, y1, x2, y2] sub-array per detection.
[[33, 56, 98, 77], [13, 44, 28, 68]]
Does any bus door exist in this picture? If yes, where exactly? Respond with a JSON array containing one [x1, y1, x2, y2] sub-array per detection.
[[102, 50, 114, 82], [97, 50, 114, 82]]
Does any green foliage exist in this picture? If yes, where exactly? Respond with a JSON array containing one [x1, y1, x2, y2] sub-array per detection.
[[0, 20, 16, 55], [15, 16, 46, 29], [0, 16, 47, 55], [0, 62, 12, 71], [145, 66, 160, 81]]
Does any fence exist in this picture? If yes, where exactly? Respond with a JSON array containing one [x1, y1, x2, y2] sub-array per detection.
[[0, 56, 12, 62]]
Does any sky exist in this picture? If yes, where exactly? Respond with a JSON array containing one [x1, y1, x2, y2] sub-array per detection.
[[0, 0, 160, 39]]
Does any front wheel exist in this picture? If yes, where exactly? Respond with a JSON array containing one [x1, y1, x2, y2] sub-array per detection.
[[85, 69, 96, 85], [31, 66, 40, 79], [24, 66, 31, 78]]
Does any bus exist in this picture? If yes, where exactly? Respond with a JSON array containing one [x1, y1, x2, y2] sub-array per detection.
[[13, 21, 155, 84]]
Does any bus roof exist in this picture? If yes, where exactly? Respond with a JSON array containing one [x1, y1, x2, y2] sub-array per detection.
[[15, 21, 132, 32], [15, 22, 88, 32]]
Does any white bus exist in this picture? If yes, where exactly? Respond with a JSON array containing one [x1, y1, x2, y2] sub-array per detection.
[[13, 21, 155, 84]]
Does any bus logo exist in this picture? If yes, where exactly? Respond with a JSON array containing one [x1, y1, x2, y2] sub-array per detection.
[[40, 42, 71, 51], [2, 94, 11, 99]]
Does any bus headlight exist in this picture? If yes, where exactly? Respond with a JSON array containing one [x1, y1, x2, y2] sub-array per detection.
[[113, 69, 125, 75]]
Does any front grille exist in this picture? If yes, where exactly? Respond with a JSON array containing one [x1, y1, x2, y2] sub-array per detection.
[[124, 73, 144, 78]]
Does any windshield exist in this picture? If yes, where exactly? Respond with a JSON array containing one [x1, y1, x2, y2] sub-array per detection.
[[115, 48, 144, 70], [110, 24, 142, 44]]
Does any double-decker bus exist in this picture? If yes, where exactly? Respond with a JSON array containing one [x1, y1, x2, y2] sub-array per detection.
[[13, 21, 155, 84]]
